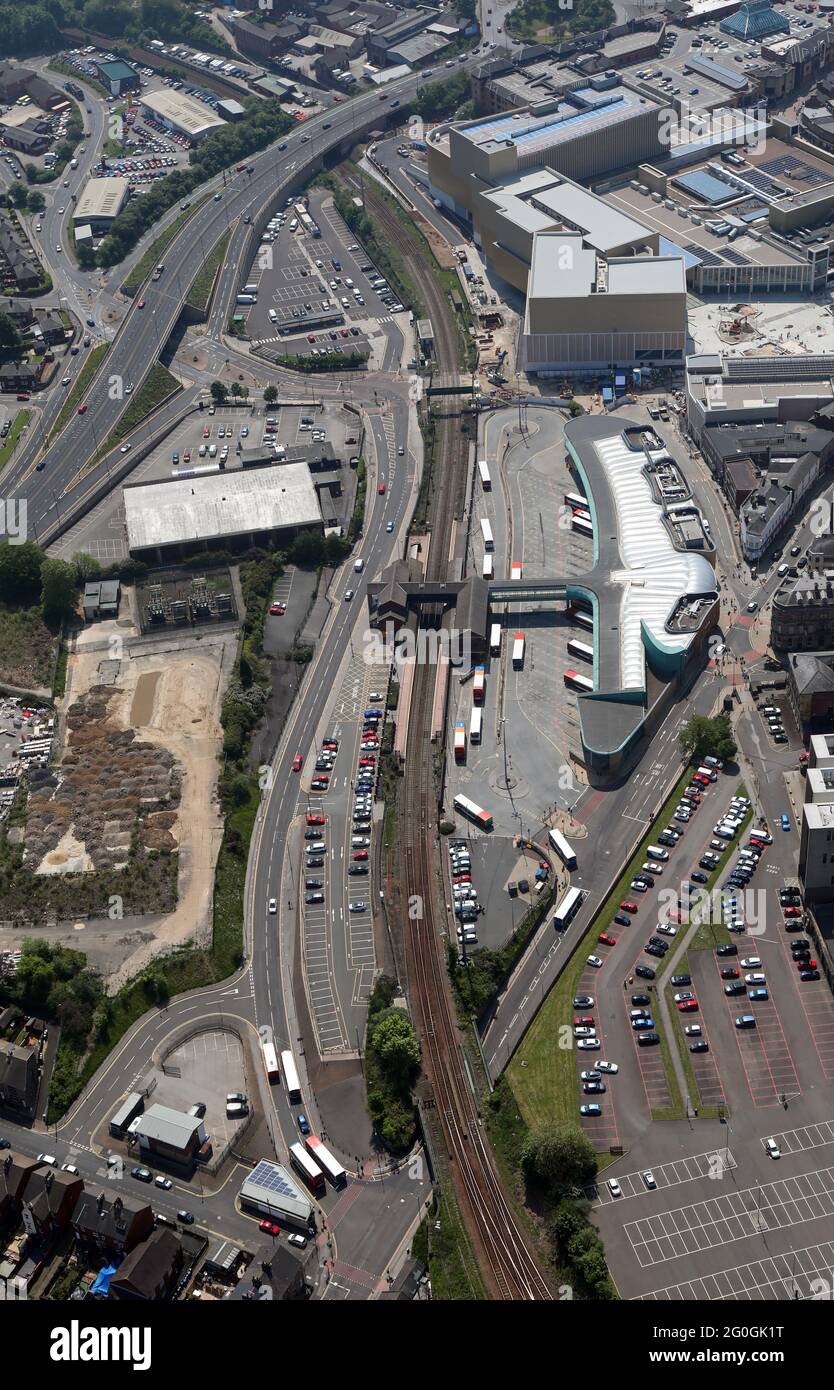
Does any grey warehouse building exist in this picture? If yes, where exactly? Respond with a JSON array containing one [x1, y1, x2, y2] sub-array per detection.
[[123, 463, 322, 563]]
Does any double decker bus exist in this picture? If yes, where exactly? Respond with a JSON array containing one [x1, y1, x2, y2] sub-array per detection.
[[289, 1141, 325, 1194], [548, 827, 577, 871], [477, 460, 492, 491], [453, 793, 493, 832], [262, 1040, 280, 1084], [305, 1134, 347, 1187], [564, 669, 594, 692], [566, 639, 594, 663], [552, 885, 583, 930], [280, 1050, 302, 1103]]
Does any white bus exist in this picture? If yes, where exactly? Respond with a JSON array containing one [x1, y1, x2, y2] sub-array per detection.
[[305, 1134, 347, 1187], [477, 460, 492, 491], [512, 632, 525, 669], [552, 885, 583, 930], [566, 639, 594, 663], [469, 706, 483, 744], [564, 669, 593, 692], [548, 827, 577, 871], [572, 515, 594, 536], [489, 623, 501, 657], [482, 553, 494, 580], [280, 1050, 302, 1103], [480, 518, 494, 551], [511, 560, 522, 581], [262, 1040, 280, 1084], [289, 1141, 325, 1194]]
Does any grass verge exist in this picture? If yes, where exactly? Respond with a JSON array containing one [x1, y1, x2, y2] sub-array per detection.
[[185, 228, 231, 315], [96, 363, 181, 458], [120, 197, 209, 297], [48, 345, 108, 444], [506, 763, 700, 1139], [411, 1190, 487, 1300], [0, 410, 31, 474]]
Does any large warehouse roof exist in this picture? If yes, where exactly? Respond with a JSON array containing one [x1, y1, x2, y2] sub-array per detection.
[[73, 176, 130, 223], [140, 88, 225, 137], [124, 463, 321, 552]]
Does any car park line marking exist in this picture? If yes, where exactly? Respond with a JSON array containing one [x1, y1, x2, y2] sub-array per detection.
[[767, 1118, 834, 1157], [591, 1147, 737, 1204], [775, 921, 834, 1083], [625, 1166, 834, 1267], [638, 1239, 834, 1301]]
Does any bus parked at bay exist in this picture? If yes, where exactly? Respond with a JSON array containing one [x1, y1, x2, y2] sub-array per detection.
[[512, 633, 525, 669], [281, 1050, 302, 1104], [552, 885, 583, 930], [289, 1141, 325, 1194], [469, 706, 483, 744], [511, 561, 522, 581], [480, 518, 494, 551], [548, 827, 577, 871], [489, 623, 501, 656], [454, 721, 467, 762], [564, 669, 594, 692], [572, 516, 594, 537], [453, 794, 493, 832], [482, 553, 494, 579], [566, 639, 593, 663], [477, 460, 492, 491], [566, 604, 594, 631], [565, 491, 587, 511], [473, 666, 486, 704]]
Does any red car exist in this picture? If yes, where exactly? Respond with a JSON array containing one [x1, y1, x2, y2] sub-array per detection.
[[306, 813, 325, 826], [203, 425, 210, 437], [574, 1015, 595, 1027], [353, 849, 368, 861], [292, 754, 302, 772], [678, 999, 699, 1012], [359, 757, 375, 768], [183, 449, 191, 462], [307, 333, 316, 343], [783, 906, 802, 917], [323, 740, 338, 751], [77, 403, 87, 414], [620, 901, 638, 913], [258, 1219, 280, 1236], [137, 298, 145, 308], [598, 933, 617, 947], [797, 958, 818, 970], [720, 967, 739, 979], [270, 602, 286, 615], [378, 482, 386, 494]]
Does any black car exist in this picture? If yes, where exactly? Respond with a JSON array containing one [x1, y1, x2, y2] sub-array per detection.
[[638, 1032, 660, 1046], [635, 964, 656, 980], [690, 871, 709, 885], [0, 1138, 9, 1150], [800, 969, 820, 981], [716, 944, 738, 957], [613, 913, 630, 927], [306, 856, 324, 868], [177, 1210, 194, 1225], [690, 1041, 709, 1053], [639, 874, 655, 888], [645, 944, 666, 958], [671, 974, 691, 987], [658, 834, 677, 848], [305, 892, 324, 904], [348, 865, 369, 876], [631, 993, 651, 1006], [698, 858, 716, 871], [304, 829, 322, 840], [305, 878, 322, 889], [724, 982, 745, 996]]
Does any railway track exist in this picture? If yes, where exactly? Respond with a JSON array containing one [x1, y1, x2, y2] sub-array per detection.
[[339, 164, 551, 1298]]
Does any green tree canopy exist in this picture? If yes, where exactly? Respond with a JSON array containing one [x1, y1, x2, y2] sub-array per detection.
[[209, 380, 229, 403], [263, 385, 278, 405], [370, 1012, 420, 1088], [521, 1123, 597, 1195], [0, 311, 22, 359], [679, 712, 737, 765], [0, 539, 45, 601], [40, 557, 78, 626]]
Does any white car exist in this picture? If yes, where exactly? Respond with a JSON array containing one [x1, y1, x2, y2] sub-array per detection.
[[586, 955, 603, 969], [573, 1026, 596, 1039], [765, 1137, 781, 1159], [576, 1037, 600, 1050], [268, 898, 277, 914], [741, 956, 761, 969], [657, 923, 677, 937], [607, 1178, 622, 1197], [745, 972, 766, 985], [155, 1175, 172, 1189], [685, 1024, 702, 1036], [642, 1170, 657, 1189], [597, 1061, 618, 1073]]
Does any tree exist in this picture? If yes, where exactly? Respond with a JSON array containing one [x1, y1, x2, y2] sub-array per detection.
[[0, 311, 22, 359], [40, 557, 78, 626], [71, 552, 102, 584], [263, 385, 278, 405], [209, 380, 228, 403], [0, 539, 44, 601], [230, 381, 242, 398], [679, 712, 737, 765], [521, 1124, 597, 1195], [27, 189, 45, 212], [370, 1012, 420, 1088]]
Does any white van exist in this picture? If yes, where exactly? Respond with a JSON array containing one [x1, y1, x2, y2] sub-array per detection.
[[646, 845, 669, 861], [268, 308, 278, 323], [289, 218, 298, 231], [354, 558, 364, 572]]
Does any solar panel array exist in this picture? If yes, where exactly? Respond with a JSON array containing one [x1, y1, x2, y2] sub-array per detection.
[[759, 153, 830, 187], [685, 244, 723, 266], [736, 167, 787, 198], [249, 1160, 304, 1201], [722, 248, 752, 265], [724, 355, 834, 382]]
